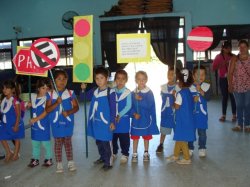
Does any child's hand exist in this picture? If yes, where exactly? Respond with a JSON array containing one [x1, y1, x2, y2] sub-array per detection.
[[12, 125, 19, 132], [29, 118, 37, 125], [110, 123, 115, 131], [134, 113, 140, 120], [115, 115, 120, 123], [62, 111, 68, 117], [196, 84, 205, 96], [135, 94, 142, 101], [172, 90, 176, 97], [196, 84, 201, 92], [81, 83, 87, 90], [27, 101, 32, 109], [172, 90, 177, 99], [194, 96, 199, 103], [56, 97, 62, 104]]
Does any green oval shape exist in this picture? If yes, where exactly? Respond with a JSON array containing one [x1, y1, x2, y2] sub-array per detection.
[[74, 63, 90, 81]]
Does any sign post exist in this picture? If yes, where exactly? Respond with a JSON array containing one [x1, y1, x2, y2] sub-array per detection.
[[187, 26, 213, 112]]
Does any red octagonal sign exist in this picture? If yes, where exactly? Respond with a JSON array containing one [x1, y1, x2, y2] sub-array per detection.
[[13, 48, 47, 75]]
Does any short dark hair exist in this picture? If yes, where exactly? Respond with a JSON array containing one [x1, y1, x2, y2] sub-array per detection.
[[54, 69, 68, 79], [222, 40, 232, 49], [95, 67, 109, 78], [238, 39, 249, 48], [114, 69, 128, 80], [193, 65, 206, 75], [36, 78, 52, 94], [2, 80, 20, 100], [168, 66, 180, 77]]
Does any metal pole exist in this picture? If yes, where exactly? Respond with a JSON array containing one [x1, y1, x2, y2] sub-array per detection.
[[84, 90, 88, 158]]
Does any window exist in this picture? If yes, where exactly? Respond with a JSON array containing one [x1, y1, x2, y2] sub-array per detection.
[[18, 36, 73, 66], [0, 41, 12, 70], [19, 40, 32, 47], [177, 17, 185, 67]]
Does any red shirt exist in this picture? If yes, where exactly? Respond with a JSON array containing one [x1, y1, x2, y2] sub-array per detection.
[[212, 54, 232, 78]]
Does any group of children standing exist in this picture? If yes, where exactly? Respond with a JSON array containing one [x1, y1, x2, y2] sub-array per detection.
[[0, 65, 211, 172], [0, 69, 79, 173], [85, 65, 210, 170]]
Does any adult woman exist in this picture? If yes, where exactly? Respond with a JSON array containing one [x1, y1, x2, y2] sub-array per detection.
[[212, 41, 236, 122], [228, 40, 250, 132]]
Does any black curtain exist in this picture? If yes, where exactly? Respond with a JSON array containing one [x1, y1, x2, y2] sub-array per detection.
[[101, 19, 140, 72], [207, 26, 224, 50], [226, 25, 250, 40], [207, 24, 250, 50], [143, 17, 180, 67]]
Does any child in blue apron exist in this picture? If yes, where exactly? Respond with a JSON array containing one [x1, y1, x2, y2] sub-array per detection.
[[46, 69, 79, 173], [0, 80, 25, 162], [28, 78, 53, 168], [87, 67, 116, 171], [156, 67, 179, 153], [167, 69, 195, 165], [131, 71, 159, 162], [112, 70, 131, 164], [188, 65, 211, 157]]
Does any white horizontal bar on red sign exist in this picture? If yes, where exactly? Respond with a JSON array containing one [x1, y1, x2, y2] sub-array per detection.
[[187, 36, 213, 42]]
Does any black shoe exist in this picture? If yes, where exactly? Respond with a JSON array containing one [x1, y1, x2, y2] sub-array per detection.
[[28, 159, 39, 168], [156, 144, 163, 153], [0, 154, 5, 160], [93, 158, 104, 165], [42, 159, 53, 167], [102, 165, 112, 171]]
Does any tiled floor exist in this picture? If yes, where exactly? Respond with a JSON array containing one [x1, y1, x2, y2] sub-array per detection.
[[0, 99, 249, 187]]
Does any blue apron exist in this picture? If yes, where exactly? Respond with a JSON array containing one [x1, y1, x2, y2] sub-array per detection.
[[31, 94, 51, 141], [130, 87, 159, 136], [47, 90, 75, 138], [0, 97, 25, 140], [160, 84, 175, 128], [173, 88, 196, 141], [114, 88, 131, 133], [87, 88, 113, 141]]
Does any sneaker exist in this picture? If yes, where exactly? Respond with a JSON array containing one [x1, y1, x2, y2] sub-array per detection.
[[189, 150, 194, 157], [28, 159, 39, 168], [68, 161, 77, 172], [56, 162, 64, 173], [166, 155, 178, 162], [156, 144, 163, 153], [132, 153, 138, 163], [120, 155, 128, 164], [93, 158, 104, 165], [102, 165, 112, 171], [198, 149, 206, 157], [176, 159, 191, 165], [42, 159, 53, 167], [143, 152, 150, 162]]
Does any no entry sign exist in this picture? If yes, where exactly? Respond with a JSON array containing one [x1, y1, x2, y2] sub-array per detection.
[[30, 38, 60, 71], [187, 27, 213, 51]]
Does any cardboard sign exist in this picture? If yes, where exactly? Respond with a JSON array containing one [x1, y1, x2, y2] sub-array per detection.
[[117, 33, 151, 63]]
